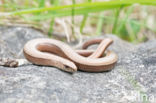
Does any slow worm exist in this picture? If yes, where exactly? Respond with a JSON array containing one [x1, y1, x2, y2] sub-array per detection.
[[23, 38, 118, 73]]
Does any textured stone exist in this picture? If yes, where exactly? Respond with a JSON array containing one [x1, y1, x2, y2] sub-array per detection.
[[0, 26, 155, 103]]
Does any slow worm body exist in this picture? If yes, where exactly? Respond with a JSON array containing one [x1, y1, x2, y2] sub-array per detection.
[[23, 38, 118, 73]]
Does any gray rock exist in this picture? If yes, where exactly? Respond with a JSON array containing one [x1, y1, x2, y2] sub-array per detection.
[[0, 26, 155, 103]]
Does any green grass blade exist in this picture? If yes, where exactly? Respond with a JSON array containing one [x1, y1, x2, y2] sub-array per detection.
[[38, 0, 45, 7], [116, 6, 134, 36], [96, 12, 104, 35], [80, 0, 92, 34], [80, 14, 88, 33], [72, 0, 76, 38], [10, 0, 156, 16], [48, 0, 62, 37], [48, 18, 55, 37], [22, 4, 124, 21], [112, 6, 123, 34]]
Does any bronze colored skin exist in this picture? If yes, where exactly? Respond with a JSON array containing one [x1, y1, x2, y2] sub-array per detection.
[[23, 38, 118, 73]]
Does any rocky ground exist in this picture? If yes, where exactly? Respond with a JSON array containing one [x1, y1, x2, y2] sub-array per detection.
[[0, 26, 155, 103]]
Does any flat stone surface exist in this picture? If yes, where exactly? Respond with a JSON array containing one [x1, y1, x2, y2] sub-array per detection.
[[0, 26, 155, 103]]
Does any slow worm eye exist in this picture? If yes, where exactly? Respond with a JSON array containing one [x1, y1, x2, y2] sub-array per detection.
[[64, 65, 77, 73]]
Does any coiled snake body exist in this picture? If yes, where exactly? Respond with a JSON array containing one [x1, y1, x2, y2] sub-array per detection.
[[23, 38, 118, 73]]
